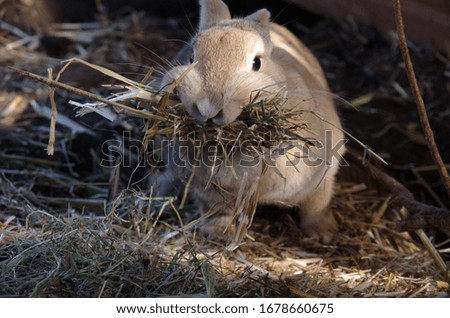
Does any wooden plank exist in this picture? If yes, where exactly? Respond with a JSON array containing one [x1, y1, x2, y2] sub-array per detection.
[[287, 0, 450, 51]]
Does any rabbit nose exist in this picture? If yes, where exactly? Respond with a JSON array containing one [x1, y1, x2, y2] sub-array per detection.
[[191, 98, 221, 122]]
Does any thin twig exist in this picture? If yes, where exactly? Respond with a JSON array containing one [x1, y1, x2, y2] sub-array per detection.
[[9, 67, 167, 121], [47, 68, 57, 155], [393, 0, 450, 198], [415, 229, 448, 280]]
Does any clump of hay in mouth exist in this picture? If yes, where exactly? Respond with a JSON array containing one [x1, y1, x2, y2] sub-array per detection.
[[139, 89, 312, 159]]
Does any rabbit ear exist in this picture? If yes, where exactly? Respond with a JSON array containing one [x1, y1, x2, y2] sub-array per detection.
[[198, 0, 231, 31], [245, 9, 271, 28]]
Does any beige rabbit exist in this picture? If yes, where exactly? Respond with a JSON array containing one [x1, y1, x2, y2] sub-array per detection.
[[155, 0, 346, 243]]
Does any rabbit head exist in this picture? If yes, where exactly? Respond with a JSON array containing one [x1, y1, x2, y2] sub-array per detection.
[[160, 0, 286, 126]]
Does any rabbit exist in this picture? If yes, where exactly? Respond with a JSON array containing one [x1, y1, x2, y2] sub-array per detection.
[[154, 0, 346, 244]]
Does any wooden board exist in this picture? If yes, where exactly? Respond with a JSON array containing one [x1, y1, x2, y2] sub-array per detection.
[[287, 0, 450, 51]]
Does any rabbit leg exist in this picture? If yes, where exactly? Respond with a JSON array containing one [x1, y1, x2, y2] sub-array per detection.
[[298, 175, 338, 243], [192, 186, 236, 240]]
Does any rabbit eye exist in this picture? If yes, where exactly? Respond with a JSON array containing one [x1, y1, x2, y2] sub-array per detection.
[[190, 52, 194, 64], [252, 56, 262, 71]]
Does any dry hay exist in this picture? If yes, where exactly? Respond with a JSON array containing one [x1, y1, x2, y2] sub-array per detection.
[[1, 179, 448, 297], [1, 4, 449, 298]]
